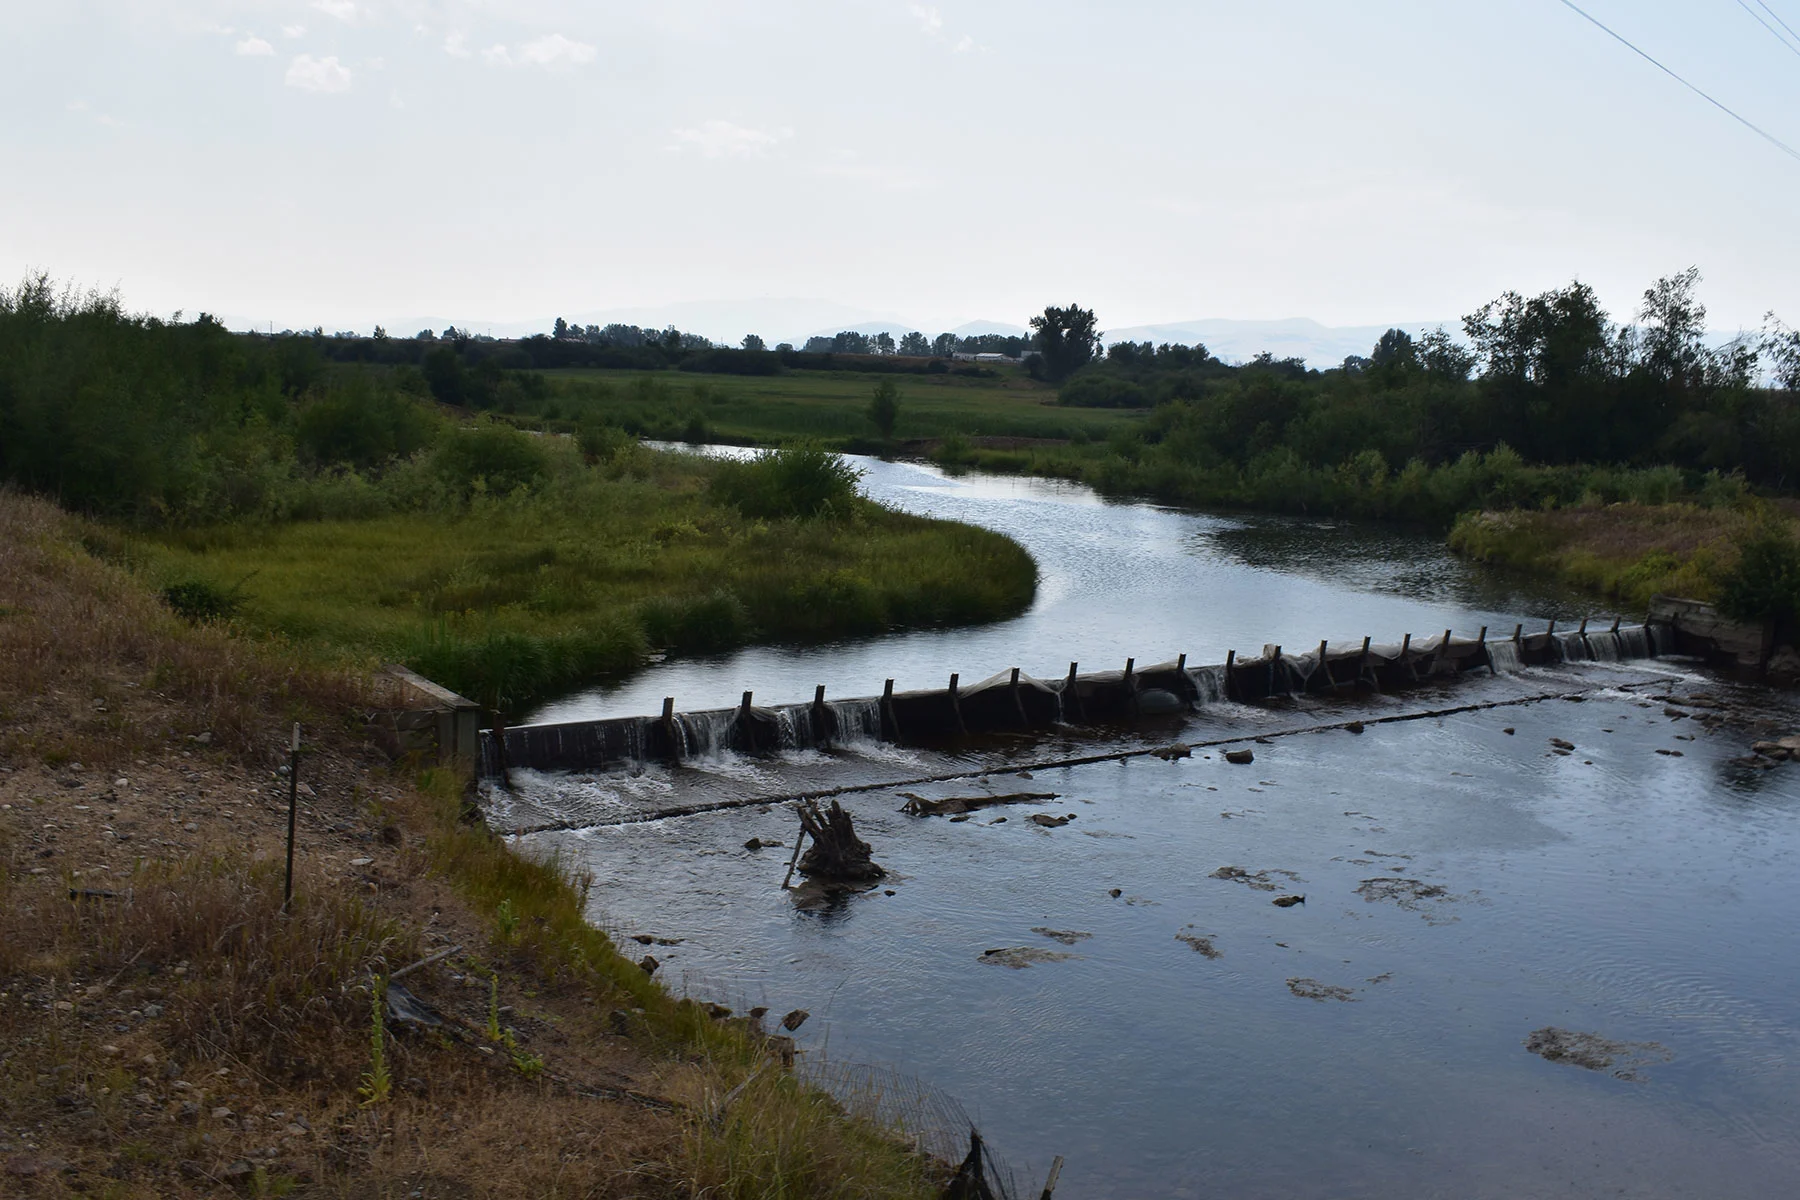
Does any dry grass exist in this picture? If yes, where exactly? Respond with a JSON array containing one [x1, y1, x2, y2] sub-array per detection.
[[0, 489, 943, 1199], [1446, 501, 1784, 610], [0, 489, 370, 766]]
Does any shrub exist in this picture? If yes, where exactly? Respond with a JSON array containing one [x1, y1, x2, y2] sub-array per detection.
[[707, 443, 863, 520], [431, 423, 550, 498], [1718, 523, 1800, 625], [161, 577, 246, 623], [639, 589, 754, 654]]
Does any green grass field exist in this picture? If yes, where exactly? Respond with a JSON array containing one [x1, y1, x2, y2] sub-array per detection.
[[119, 443, 1037, 711], [534, 365, 1143, 447]]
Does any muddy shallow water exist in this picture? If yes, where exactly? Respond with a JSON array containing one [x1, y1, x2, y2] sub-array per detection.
[[498, 664, 1800, 1198]]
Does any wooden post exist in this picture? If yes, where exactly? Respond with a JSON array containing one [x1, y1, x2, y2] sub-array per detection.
[[741, 690, 753, 713], [1039, 1155, 1065, 1200], [1438, 629, 1452, 673], [881, 678, 899, 742], [1360, 635, 1373, 689], [1317, 639, 1336, 692], [1176, 652, 1196, 701], [948, 672, 967, 735], [1513, 623, 1523, 643], [1547, 618, 1556, 635], [661, 696, 679, 762], [1065, 661, 1084, 722], [1009, 667, 1028, 726], [1123, 657, 1137, 715], [1269, 645, 1281, 695], [1224, 649, 1236, 701], [1480, 626, 1496, 675], [811, 685, 828, 746], [780, 824, 806, 890], [1578, 617, 1588, 634], [282, 723, 300, 914], [1400, 633, 1414, 681], [1611, 616, 1621, 633]]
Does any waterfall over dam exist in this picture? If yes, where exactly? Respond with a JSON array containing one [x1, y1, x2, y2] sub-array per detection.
[[479, 620, 1667, 779]]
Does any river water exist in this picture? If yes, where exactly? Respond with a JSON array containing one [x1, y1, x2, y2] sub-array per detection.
[[500, 455, 1800, 1197], [529, 452, 1590, 724]]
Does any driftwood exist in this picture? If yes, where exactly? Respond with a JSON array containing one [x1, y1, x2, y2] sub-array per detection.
[[796, 800, 885, 882], [900, 791, 1058, 816]]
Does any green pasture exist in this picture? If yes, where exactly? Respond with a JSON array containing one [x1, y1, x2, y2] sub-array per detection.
[[532, 366, 1143, 446]]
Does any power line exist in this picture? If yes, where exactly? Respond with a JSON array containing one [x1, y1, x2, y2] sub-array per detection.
[[1756, 0, 1800, 48], [1736, 0, 1800, 59], [1555, 0, 1800, 164]]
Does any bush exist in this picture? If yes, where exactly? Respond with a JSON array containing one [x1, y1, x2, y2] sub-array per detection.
[[1718, 523, 1800, 625], [708, 444, 863, 519], [431, 423, 550, 498], [295, 377, 438, 468], [161, 577, 247, 623], [639, 589, 754, 653], [1058, 374, 1152, 408]]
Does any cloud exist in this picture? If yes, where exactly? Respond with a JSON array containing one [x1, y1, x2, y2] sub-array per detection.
[[516, 33, 597, 68], [909, 5, 943, 35], [668, 120, 793, 160], [285, 54, 353, 93], [312, 0, 361, 24], [282, 24, 306, 38], [443, 31, 471, 57], [480, 33, 598, 70], [954, 34, 977, 53], [234, 35, 274, 56]]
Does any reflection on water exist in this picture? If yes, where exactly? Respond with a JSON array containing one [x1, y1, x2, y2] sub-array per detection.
[[1203, 516, 1580, 617], [514, 664, 1800, 1198]]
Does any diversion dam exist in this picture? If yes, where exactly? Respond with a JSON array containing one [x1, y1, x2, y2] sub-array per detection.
[[482, 620, 1663, 780]]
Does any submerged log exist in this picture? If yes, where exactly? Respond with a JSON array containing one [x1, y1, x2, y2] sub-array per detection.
[[796, 800, 885, 882]]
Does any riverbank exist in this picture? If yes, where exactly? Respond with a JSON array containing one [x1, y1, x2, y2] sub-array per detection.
[[111, 441, 1035, 718], [0, 491, 944, 1198], [1444, 502, 1788, 611]]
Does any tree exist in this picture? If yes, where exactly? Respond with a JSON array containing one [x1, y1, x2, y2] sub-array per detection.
[[372, 324, 389, 341], [1638, 267, 1707, 388], [868, 379, 899, 439], [1029, 304, 1102, 382], [742, 333, 767, 353], [898, 331, 930, 356], [1369, 328, 1417, 369], [553, 316, 570, 340], [873, 331, 896, 356], [932, 332, 957, 357]]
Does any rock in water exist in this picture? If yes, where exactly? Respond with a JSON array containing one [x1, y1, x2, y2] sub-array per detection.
[[1272, 894, 1306, 907], [780, 1009, 809, 1031], [1224, 749, 1255, 765], [796, 800, 885, 882]]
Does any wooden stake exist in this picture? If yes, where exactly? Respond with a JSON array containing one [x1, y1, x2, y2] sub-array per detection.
[[283, 723, 300, 914], [781, 824, 806, 890], [949, 673, 967, 735], [1039, 1155, 1065, 1200], [1224, 649, 1236, 701]]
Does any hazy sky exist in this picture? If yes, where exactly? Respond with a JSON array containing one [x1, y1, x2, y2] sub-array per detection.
[[7, 1, 1800, 336]]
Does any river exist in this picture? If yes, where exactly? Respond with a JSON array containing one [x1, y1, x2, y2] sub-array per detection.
[[498, 454, 1800, 1198]]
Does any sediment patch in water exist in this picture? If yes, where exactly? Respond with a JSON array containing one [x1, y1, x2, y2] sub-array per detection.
[[1524, 1027, 1673, 1081]]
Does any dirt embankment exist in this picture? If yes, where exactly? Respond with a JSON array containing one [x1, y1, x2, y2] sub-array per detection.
[[0, 493, 938, 1199]]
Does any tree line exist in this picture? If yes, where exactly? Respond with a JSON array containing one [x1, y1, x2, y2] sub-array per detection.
[[1057, 270, 1800, 491]]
